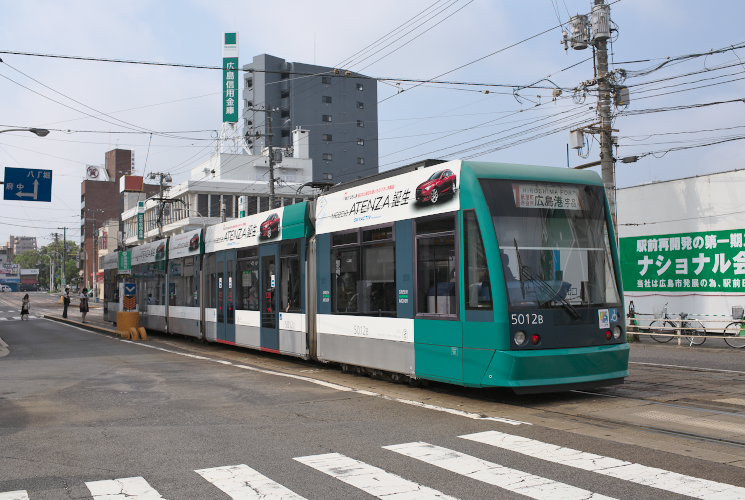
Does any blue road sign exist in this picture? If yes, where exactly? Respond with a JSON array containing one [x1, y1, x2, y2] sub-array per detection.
[[3, 167, 53, 202], [123, 283, 137, 297]]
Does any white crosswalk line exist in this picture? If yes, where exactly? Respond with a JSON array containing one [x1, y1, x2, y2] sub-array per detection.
[[461, 431, 745, 499], [85, 476, 164, 499], [295, 452, 456, 499], [0, 491, 29, 500], [385, 442, 613, 500], [195, 464, 306, 499]]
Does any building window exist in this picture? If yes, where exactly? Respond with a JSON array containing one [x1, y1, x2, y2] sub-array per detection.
[[357, 157, 365, 165], [198, 194, 208, 218], [323, 153, 333, 161], [280, 109, 290, 118], [322, 134, 333, 142], [280, 72, 289, 80], [259, 196, 269, 212], [322, 114, 333, 122], [357, 120, 364, 128], [246, 78, 253, 88], [323, 173, 333, 180], [280, 90, 289, 99], [356, 83, 364, 91], [357, 138, 365, 146], [322, 95, 333, 104], [281, 129, 290, 138], [357, 101, 364, 109], [322, 76, 332, 85]]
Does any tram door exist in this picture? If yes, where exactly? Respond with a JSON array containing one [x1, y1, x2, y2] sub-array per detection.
[[216, 250, 236, 343], [259, 243, 280, 351]]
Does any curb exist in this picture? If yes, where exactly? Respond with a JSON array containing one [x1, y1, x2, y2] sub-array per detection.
[[43, 315, 121, 337], [0, 336, 8, 358]]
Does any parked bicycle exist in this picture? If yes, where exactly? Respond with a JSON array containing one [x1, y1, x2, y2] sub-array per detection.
[[647, 303, 707, 345], [723, 306, 745, 348]]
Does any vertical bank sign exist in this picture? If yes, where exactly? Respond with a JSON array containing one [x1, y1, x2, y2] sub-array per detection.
[[314, 160, 461, 234], [223, 32, 239, 123], [620, 228, 745, 292]]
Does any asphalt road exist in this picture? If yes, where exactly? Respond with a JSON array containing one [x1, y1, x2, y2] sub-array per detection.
[[2, 316, 745, 499]]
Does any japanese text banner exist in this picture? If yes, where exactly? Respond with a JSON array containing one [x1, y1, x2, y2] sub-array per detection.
[[620, 229, 745, 292]]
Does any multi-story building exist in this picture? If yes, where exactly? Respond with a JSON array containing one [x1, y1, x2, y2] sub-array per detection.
[[121, 138, 314, 245], [80, 149, 160, 291], [8, 235, 37, 255], [243, 54, 378, 184]]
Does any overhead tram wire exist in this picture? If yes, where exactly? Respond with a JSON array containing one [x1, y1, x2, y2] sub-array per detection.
[[335, 0, 449, 69], [374, 0, 625, 105], [0, 60, 207, 141], [355, 0, 474, 73]]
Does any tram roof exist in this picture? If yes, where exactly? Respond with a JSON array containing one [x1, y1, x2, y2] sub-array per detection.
[[326, 159, 603, 195]]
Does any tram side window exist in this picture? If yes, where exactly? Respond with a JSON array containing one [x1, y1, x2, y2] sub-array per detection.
[[281, 241, 302, 312], [168, 256, 198, 307], [464, 210, 493, 310], [204, 254, 216, 309], [332, 226, 396, 316], [416, 214, 457, 317], [236, 249, 259, 311], [135, 262, 166, 309]]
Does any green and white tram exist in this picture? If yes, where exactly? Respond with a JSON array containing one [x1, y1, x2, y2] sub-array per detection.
[[106, 160, 628, 393]]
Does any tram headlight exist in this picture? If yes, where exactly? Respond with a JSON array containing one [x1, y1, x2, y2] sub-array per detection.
[[514, 330, 527, 345], [613, 325, 623, 339]]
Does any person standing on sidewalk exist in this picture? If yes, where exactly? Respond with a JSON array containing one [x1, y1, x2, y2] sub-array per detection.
[[79, 288, 89, 323], [62, 287, 70, 318], [20, 294, 30, 320]]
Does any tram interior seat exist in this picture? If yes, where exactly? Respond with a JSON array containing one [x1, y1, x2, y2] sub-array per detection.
[[427, 282, 456, 314]]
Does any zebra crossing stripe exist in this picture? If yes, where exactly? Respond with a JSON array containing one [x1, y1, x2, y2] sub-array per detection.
[[195, 464, 306, 499], [294, 452, 456, 499], [0, 491, 29, 500], [384, 442, 614, 500], [85, 476, 164, 499], [461, 431, 745, 499]]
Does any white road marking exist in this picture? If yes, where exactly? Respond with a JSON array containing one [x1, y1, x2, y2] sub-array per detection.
[[0, 491, 29, 500], [126, 341, 528, 426], [715, 397, 745, 406], [630, 361, 745, 376], [385, 442, 613, 500], [295, 452, 456, 499], [635, 410, 745, 433], [85, 476, 164, 499], [195, 464, 306, 499], [461, 431, 745, 499]]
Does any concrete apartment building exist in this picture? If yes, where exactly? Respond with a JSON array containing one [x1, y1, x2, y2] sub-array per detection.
[[80, 149, 159, 291], [243, 54, 378, 184], [8, 236, 37, 255]]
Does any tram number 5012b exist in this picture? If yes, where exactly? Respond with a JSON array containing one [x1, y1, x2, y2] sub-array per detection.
[[511, 313, 544, 325]]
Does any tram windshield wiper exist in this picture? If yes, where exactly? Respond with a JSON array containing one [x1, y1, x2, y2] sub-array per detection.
[[513, 239, 580, 320]]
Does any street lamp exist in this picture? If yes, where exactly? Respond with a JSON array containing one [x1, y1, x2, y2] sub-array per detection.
[[0, 128, 50, 137]]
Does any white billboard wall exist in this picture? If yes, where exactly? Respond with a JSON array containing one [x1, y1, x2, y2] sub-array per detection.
[[618, 168, 745, 329]]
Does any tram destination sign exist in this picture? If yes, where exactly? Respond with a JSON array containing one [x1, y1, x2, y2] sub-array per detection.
[[621, 228, 745, 292], [315, 160, 461, 234]]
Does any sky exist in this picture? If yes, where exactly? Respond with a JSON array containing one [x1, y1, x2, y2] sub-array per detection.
[[1, 0, 744, 248]]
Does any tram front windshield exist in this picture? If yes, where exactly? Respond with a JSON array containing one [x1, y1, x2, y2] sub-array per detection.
[[480, 179, 620, 308]]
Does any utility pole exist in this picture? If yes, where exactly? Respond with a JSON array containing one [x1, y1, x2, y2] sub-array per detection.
[[593, 0, 617, 232], [564, 0, 620, 233], [53, 232, 59, 291], [57, 226, 67, 287], [148, 172, 173, 237], [247, 106, 279, 208]]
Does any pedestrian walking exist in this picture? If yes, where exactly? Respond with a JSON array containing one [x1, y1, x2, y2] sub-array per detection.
[[79, 288, 89, 323], [20, 294, 30, 320], [62, 287, 70, 318]]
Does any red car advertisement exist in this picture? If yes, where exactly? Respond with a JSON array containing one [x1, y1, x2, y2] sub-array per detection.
[[259, 213, 281, 239], [415, 169, 457, 205]]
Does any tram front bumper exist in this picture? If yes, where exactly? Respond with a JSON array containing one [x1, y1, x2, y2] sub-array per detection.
[[481, 343, 630, 391]]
